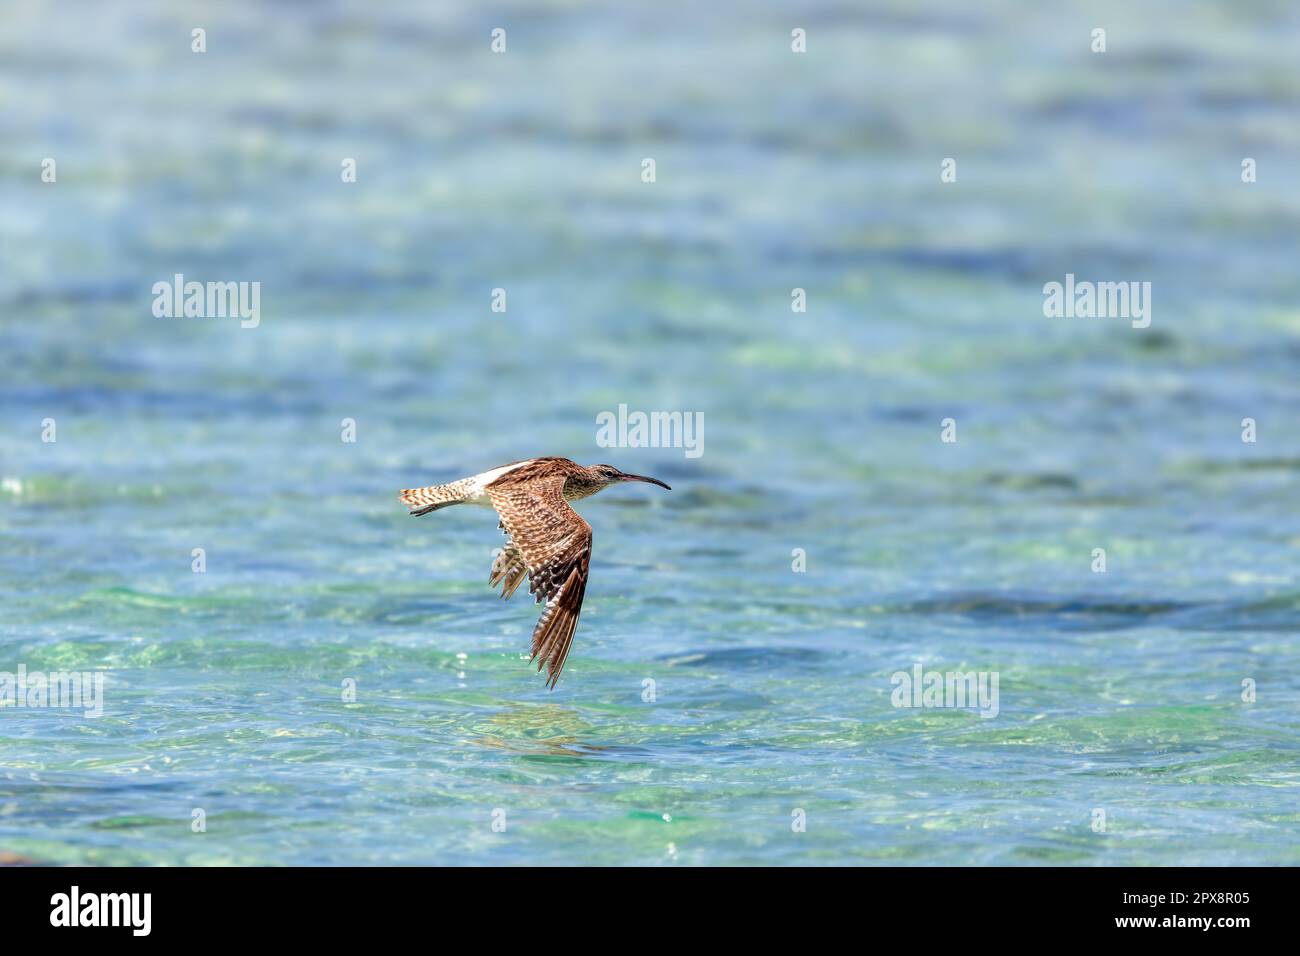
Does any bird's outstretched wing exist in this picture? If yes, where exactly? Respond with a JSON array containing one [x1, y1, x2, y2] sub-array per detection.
[[488, 535, 529, 600], [487, 476, 592, 688]]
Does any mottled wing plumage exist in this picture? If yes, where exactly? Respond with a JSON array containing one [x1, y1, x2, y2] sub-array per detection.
[[488, 532, 529, 600], [487, 475, 592, 688]]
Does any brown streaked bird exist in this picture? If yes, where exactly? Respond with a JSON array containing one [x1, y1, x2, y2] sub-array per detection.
[[399, 457, 671, 688]]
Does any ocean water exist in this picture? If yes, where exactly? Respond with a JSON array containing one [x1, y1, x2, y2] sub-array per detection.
[[2, 1, 1299, 865]]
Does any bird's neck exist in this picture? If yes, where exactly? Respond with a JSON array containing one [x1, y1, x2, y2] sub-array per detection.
[[563, 476, 608, 501]]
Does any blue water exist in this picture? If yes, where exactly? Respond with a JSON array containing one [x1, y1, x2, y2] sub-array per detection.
[[1, 1, 1299, 865]]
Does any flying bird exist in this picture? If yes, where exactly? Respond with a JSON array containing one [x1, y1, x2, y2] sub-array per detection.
[[399, 457, 671, 688]]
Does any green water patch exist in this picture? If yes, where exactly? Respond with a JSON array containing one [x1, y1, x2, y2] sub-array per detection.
[[956, 705, 1238, 751]]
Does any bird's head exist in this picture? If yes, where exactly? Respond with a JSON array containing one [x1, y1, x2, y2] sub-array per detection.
[[590, 464, 671, 491]]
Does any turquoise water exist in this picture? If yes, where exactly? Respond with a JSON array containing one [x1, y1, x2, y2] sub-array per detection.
[[2, 1, 1299, 865]]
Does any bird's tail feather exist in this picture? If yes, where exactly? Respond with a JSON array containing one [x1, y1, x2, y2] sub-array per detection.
[[399, 479, 474, 516]]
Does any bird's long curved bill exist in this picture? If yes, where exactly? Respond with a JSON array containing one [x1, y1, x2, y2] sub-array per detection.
[[623, 474, 671, 490]]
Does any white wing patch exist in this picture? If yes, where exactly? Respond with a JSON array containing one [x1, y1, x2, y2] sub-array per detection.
[[463, 459, 536, 504]]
